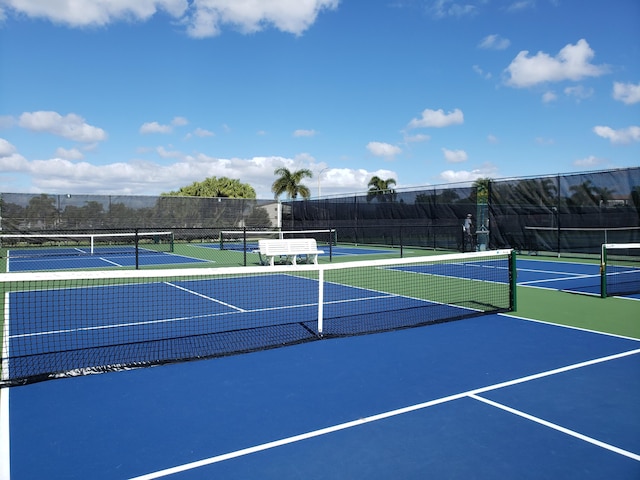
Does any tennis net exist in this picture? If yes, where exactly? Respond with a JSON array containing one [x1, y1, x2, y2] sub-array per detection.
[[1, 231, 174, 259], [600, 243, 640, 298], [0, 249, 515, 387]]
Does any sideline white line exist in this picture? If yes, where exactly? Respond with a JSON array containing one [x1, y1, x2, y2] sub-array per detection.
[[470, 394, 640, 461], [501, 313, 640, 343], [0, 388, 10, 480], [129, 348, 640, 480], [518, 273, 598, 286]]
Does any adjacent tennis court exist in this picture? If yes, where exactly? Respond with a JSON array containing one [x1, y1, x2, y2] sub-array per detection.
[[3, 231, 210, 272], [1, 251, 639, 479]]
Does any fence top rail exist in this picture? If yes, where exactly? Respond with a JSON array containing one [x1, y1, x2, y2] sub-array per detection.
[[0, 231, 173, 239]]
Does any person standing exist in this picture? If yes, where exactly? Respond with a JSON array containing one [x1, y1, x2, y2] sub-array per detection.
[[463, 213, 475, 251]]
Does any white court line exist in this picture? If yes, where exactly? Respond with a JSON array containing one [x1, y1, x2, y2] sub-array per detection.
[[470, 394, 640, 461], [129, 348, 640, 480], [518, 273, 599, 286], [0, 387, 10, 480], [100, 257, 123, 267], [164, 282, 247, 312]]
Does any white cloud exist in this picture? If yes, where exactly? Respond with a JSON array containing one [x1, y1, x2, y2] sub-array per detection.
[[542, 91, 557, 103], [429, 0, 477, 18], [193, 127, 215, 137], [18, 111, 107, 143], [293, 129, 318, 137], [593, 125, 640, 145], [0, 0, 188, 27], [564, 85, 593, 101], [573, 155, 606, 168], [478, 34, 510, 50], [320, 167, 398, 195], [0, 138, 17, 157], [0, 142, 396, 198], [156, 146, 184, 158], [367, 142, 402, 159], [613, 81, 640, 105], [438, 167, 494, 183], [55, 147, 84, 160], [505, 39, 609, 88], [403, 133, 430, 143], [437, 163, 498, 183], [185, 0, 339, 38], [408, 108, 464, 129], [487, 134, 498, 144], [0, 0, 338, 38], [140, 117, 189, 134], [0, 138, 29, 171], [442, 148, 468, 163], [171, 116, 188, 126], [506, 1, 535, 12], [472, 65, 492, 80], [140, 122, 173, 134]]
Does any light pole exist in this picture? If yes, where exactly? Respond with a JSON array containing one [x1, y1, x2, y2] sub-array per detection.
[[317, 168, 329, 198]]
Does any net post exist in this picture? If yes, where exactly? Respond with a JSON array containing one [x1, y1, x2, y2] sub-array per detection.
[[600, 243, 607, 298], [243, 227, 247, 266], [135, 229, 139, 270], [329, 227, 333, 262], [317, 267, 324, 336], [90, 235, 95, 255], [509, 250, 517, 311]]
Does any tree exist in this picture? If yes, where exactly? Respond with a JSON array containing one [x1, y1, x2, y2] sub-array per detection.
[[366, 176, 396, 202], [25, 194, 58, 228], [472, 177, 492, 204], [164, 176, 256, 199], [568, 180, 599, 206], [271, 167, 313, 200]]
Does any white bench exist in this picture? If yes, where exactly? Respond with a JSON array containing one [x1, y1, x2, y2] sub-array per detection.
[[254, 238, 324, 266]]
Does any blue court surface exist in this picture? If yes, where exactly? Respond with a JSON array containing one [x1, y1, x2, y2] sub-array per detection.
[[2, 314, 639, 479], [7, 247, 208, 272], [2, 256, 639, 479], [516, 258, 639, 298]]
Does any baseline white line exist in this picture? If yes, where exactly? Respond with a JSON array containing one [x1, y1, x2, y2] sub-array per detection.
[[129, 348, 640, 480], [469, 394, 640, 461]]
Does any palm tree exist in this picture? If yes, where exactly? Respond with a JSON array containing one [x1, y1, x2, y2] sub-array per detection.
[[366, 176, 397, 202], [271, 167, 313, 200]]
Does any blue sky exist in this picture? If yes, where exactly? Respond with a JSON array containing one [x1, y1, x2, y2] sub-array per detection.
[[0, 0, 638, 199]]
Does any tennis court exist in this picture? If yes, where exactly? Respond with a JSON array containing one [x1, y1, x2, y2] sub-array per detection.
[[3, 231, 210, 272], [7, 248, 209, 272], [1, 252, 639, 479], [516, 256, 640, 298]]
